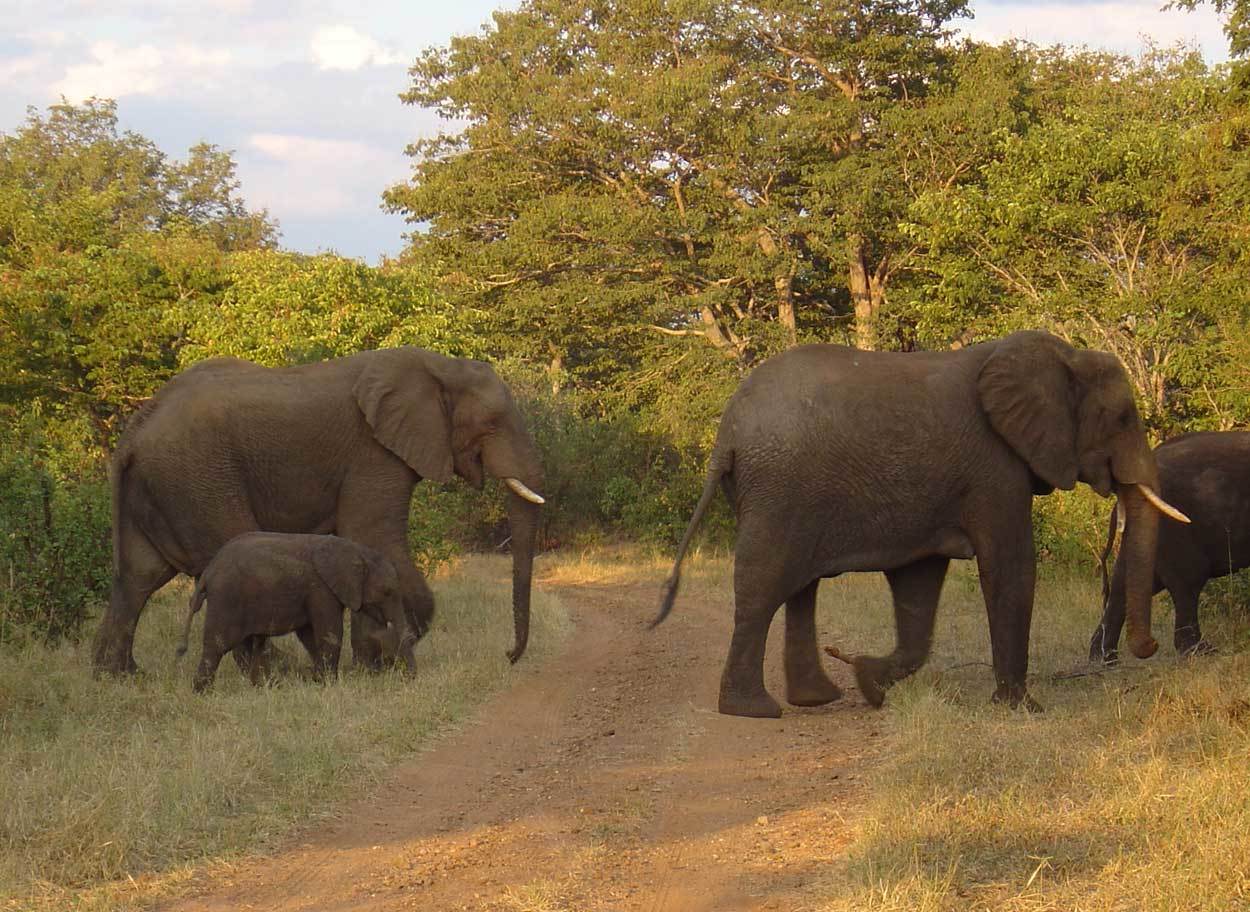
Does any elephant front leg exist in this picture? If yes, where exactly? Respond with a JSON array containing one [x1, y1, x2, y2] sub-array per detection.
[[976, 530, 1042, 713], [193, 645, 226, 693], [784, 580, 842, 707], [853, 557, 948, 708]]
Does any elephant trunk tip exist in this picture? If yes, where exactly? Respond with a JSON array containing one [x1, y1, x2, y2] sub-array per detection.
[[506, 640, 527, 664], [1128, 634, 1159, 660]]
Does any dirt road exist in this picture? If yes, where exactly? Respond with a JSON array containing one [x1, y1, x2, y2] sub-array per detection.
[[163, 570, 884, 912]]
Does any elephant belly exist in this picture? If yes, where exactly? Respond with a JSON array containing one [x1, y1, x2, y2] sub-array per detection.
[[816, 525, 975, 575]]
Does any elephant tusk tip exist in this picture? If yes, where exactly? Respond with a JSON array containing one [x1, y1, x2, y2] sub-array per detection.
[[1136, 483, 1191, 524]]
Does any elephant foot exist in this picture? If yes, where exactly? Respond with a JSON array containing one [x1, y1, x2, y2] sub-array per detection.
[[718, 686, 782, 719], [786, 675, 844, 707], [1178, 638, 1217, 658], [1087, 627, 1119, 666], [991, 684, 1043, 713], [93, 657, 140, 679], [852, 656, 890, 708]]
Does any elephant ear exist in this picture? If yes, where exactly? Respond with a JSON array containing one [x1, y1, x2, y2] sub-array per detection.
[[312, 539, 365, 614], [353, 350, 454, 483], [976, 332, 1080, 491]]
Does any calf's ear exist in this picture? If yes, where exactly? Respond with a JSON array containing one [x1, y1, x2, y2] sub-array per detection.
[[312, 540, 365, 613]]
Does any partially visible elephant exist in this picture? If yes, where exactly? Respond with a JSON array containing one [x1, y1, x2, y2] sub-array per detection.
[[177, 532, 413, 691], [94, 346, 545, 677], [656, 331, 1189, 718], [1090, 430, 1250, 663]]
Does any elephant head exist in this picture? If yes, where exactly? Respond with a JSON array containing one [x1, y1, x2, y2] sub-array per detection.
[[977, 331, 1188, 660], [353, 348, 545, 662], [314, 540, 416, 672]]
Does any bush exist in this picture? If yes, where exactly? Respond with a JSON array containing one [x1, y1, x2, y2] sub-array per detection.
[[0, 421, 111, 644], [1032, 485, 1116, 574]]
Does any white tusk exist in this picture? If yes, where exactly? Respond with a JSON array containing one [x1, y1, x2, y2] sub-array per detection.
[[1116, 498, 1126, 534], [504, 477, 546, 505], [1136, 484, 1191, 524]]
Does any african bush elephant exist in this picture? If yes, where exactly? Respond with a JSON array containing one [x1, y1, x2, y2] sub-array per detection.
[[656, 331, 1189, 718], [177, 533, 413, 691], [1090, 430, 1250, 663], [94, 346, 545, 677]]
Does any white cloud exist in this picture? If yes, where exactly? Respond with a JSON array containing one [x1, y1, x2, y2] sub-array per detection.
[[52, 40, 232, 102], [0, 52, 50, 86], [244, 131, 404, 218], [309, 24, 404, 71], [250, 131, 389, 167], [961, 1, 1229, 59]]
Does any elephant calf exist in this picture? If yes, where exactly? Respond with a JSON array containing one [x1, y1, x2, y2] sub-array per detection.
[[176, 533, 415, 692], [1091, 430, 1250, 662]]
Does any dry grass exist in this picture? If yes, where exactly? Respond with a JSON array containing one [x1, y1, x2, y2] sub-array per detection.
[[807, 566, 1250, 912], [0, 554, 570, 912]]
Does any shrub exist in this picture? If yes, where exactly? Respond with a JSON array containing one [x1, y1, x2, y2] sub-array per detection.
[[0, 420, 111, 644]]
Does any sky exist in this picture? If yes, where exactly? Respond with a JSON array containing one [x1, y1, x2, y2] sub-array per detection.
[[0, 1, 1233, 263]]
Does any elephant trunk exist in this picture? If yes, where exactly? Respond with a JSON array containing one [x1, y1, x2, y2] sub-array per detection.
[[505, 492, 540, 663], [1118, 482, 1160, 659], [383, 594, 417, 673]]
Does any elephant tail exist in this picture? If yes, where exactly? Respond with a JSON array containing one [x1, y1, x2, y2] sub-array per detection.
[[652, 450, 731, 628], [177, 576, 207, 658]]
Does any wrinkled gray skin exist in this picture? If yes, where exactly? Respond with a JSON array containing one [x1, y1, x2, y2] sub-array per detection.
[[95, 347, 544, 677], [657, 331, 1166, 718], [177, 533, 413, 692], [1091, 430, 1250, 663]]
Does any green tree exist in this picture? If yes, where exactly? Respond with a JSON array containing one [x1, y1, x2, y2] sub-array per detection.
[[905, 48, 1250, 430], [181, 250, 475, 367], [386, 0, 974, 396], [0, 100, 275, 444]]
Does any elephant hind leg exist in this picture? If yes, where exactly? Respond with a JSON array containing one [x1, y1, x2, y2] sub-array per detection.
[[784, 580, 842, 707], [854, 557, 948, 708], [93, 525, 176, 676], [719, 562, 789, 718]]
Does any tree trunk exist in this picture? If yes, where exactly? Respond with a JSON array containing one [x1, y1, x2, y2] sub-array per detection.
[[775, 271, 797, 346], [847, 235, 885, 351], [548, 348, 564, 396]]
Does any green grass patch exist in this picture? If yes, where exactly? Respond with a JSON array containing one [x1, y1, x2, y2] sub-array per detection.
[[0, 554, 570, 911]]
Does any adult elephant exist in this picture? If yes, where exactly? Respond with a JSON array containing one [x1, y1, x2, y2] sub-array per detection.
[[1090, 430, 1250, 663], [93, 346, 546, 677], [655, 331, 1189, 718]]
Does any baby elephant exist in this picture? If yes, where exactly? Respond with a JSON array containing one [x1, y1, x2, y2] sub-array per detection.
[[177, 532, 416, 691]]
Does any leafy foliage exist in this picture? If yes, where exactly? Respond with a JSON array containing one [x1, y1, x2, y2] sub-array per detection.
[[180, 250, 476, 367], [0, 416, 110, 644], [0, 100, 274, 445]]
